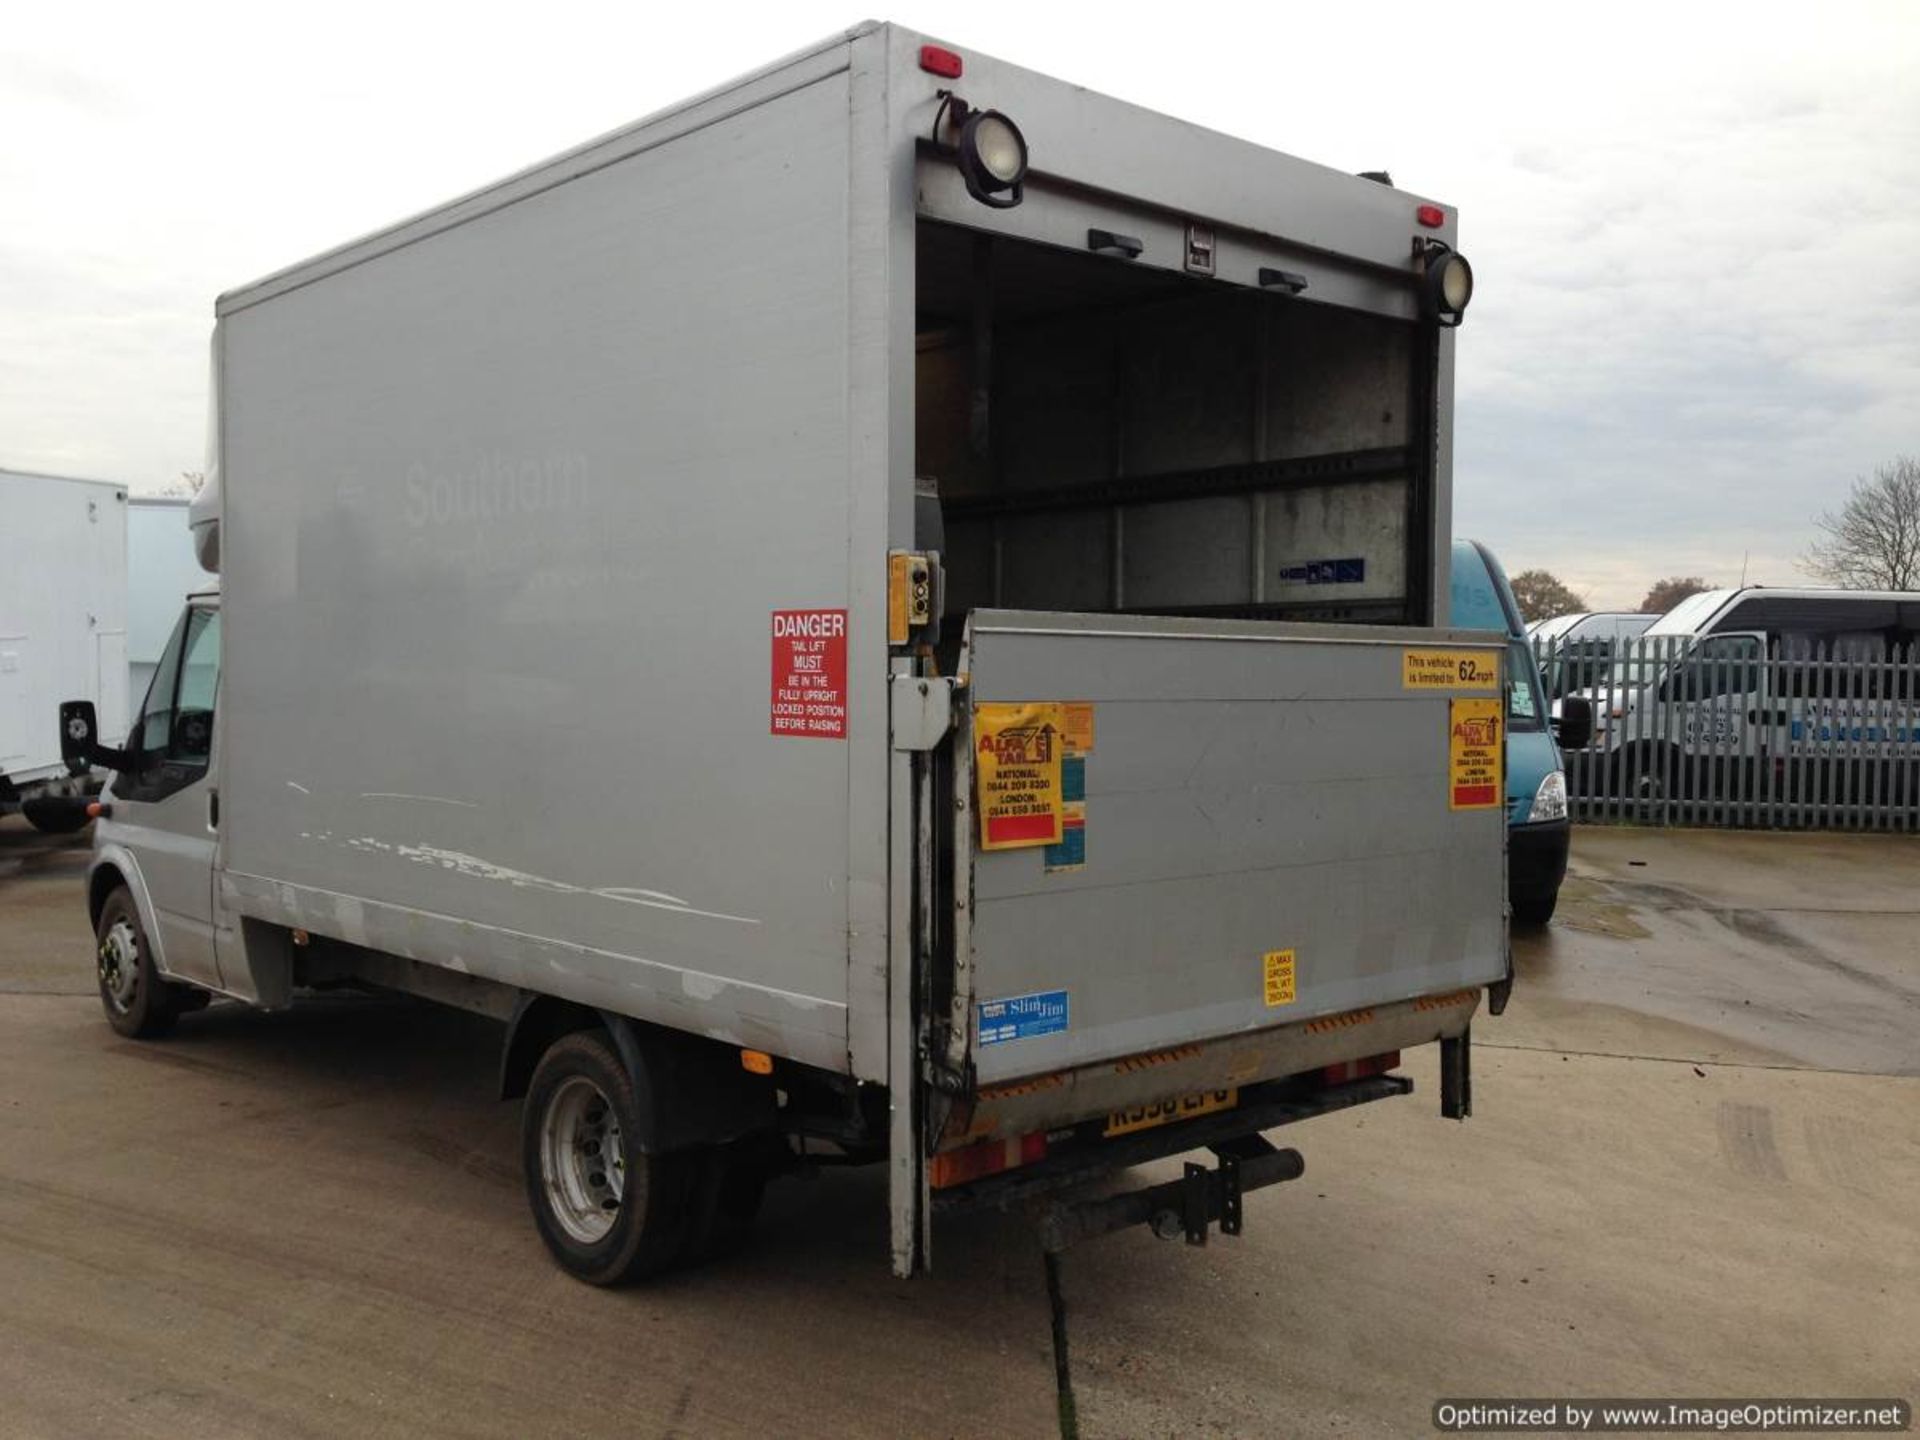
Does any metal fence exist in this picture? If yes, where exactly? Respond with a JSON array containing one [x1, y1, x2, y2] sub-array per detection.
[[1531, 633, 1920, 831]]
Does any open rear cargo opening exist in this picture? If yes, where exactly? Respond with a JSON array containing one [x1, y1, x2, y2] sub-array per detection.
[[914, 219, 1429, 630], [909, 220, 1498, 1100]]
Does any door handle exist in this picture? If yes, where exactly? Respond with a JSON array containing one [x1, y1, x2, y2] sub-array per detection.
[[208, 787, 220, 829]]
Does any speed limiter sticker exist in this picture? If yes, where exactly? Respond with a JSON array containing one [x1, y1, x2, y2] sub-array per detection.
[[1402, 648, 1500, 691]]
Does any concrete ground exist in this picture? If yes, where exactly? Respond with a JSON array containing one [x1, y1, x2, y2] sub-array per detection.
[[0, 815, 1914, 1438]]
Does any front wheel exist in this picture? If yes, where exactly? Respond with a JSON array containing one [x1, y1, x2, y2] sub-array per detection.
[[22, 794, 90, 834], [522, 1030, 699, 1286], [1619, 743, 1683, 808], [95, 887, 191, 1038]]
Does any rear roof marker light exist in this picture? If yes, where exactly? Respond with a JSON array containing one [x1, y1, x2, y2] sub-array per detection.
[[920, 45, 963, 78], [1416, 204, 1446, 229]]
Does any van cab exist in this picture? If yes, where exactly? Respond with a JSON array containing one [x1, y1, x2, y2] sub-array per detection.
[[1451, 540, 1583, 925], [1574, 587, 1919, 801]]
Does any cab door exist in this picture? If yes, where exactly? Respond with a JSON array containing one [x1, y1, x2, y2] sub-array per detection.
[[109, 604, 223, 989], [1668, 632, 1764, 792]]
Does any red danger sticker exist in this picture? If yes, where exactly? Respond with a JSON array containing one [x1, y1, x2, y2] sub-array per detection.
[[771, 609, 848, 739]]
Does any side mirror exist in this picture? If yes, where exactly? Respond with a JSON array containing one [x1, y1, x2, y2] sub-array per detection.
[[59, 699, 136, 775], [59, 701, 98, 774], [1554, 696, 1594, 752], [172, 709, 213, 756]]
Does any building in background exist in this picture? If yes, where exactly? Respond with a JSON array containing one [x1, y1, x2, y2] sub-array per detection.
[[128, 496, 205, 706]]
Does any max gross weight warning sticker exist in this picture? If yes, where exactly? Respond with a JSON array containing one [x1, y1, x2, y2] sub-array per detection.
[[1403, 648, 1500, 691], [1263, 949, 1297, 1006]]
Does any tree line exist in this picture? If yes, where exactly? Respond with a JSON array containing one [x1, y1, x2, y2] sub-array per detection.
[[1507, 455, 1919, 623]]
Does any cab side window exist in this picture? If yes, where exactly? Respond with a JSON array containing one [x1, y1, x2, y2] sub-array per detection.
[[174, 611, 221, 764], [120, 607, 221, 801]]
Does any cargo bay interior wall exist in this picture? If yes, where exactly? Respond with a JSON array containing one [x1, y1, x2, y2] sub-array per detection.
[[914, 219, 1424, 626]]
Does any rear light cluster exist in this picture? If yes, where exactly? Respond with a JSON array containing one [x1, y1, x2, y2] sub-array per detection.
[[1319, 1050, 1400, 1085], [919, 44, 963, 78], [929, 1129, 1047, 1189]]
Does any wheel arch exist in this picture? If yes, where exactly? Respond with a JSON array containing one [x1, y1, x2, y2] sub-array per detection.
[[501, 997, 776, 1154], [499, 995, 605, 1103], [86, 846, 175, 979]]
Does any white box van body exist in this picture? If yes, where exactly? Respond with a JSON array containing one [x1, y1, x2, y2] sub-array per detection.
[[70, 24, 1506, 1282]]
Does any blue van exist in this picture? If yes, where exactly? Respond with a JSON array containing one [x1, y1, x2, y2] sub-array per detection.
[[1450, 540, 1589, 925]]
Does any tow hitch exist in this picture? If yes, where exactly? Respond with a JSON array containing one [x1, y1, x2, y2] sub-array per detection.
[[1036, 1133, 1304, 1253], [1035, 1138, 1308, 1440]]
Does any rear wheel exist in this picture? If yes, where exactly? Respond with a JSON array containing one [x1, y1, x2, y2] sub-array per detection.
[[1512, 890, 1559, 927], [681, 1137, 773, 1263], [522, 1030, 699, 1285], [95, 887, 191, 1038]]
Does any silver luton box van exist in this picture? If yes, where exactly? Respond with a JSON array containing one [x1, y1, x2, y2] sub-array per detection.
[[63, 23, 1503, 1283]]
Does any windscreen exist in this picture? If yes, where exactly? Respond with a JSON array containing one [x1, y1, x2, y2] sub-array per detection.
[[1646, 590, 1729, 636]]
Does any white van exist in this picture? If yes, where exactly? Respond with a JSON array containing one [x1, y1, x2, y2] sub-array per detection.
[[1529, 611, 1656, 702], [1575, 587, 1920, 801]]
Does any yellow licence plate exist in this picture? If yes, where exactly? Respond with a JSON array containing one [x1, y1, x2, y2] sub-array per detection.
[[1105, 1088, 1239, 1137]]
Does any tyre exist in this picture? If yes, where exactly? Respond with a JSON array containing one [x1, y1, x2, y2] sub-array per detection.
[[680, 1137, 773, 1263], [521, 1029, 699, 1285], [1620, 743, 1682, 807], [1512, 890, 1558, 927], [22, 795, 90, 834], [95, 887, 189, 1038]]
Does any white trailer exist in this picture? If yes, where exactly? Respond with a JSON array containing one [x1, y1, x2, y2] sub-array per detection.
[[63, 24, 1503, 1291], [1, 467, 128, 827]]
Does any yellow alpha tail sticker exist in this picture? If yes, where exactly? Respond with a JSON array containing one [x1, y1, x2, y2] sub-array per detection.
[[1449, 697, 1504, 809], [975, 702, 1066, 850]]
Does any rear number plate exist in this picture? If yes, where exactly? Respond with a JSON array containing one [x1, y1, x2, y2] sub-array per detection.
[[1105, 1088, 1238, 1137]]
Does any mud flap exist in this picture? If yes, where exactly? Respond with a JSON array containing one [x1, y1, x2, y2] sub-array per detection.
[[1440, 1024, 1472, 1119]]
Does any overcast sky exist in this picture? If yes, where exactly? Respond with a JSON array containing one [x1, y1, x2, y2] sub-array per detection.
[[5, 1, 1916, 608]]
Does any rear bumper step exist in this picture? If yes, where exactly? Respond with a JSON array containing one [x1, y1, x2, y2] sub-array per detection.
[[934, 1072, 1412, 1217], [950, 989, 1476, 1148]]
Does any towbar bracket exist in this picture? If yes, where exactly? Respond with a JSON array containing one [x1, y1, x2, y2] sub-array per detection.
[[1182, 1163, 1209, 1246], [1037, 1142, 1304, 1255]]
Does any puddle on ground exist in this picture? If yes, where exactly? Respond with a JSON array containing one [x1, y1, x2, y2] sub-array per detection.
[[1554, 875, 1651, 940]]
